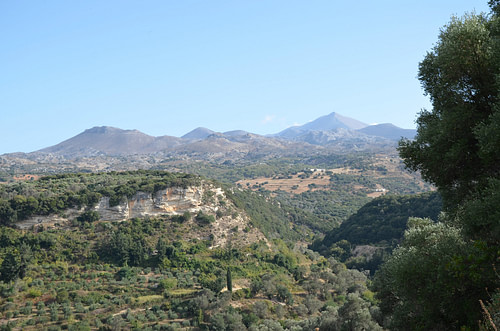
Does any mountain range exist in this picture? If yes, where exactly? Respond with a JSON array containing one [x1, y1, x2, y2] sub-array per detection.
[[22, 112, 416, 157]]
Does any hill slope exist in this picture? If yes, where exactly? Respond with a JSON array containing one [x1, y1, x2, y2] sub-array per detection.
[[357, 123, 416, 140], [319, 191, 442, 248], [0, 170, 383, 330], [40, 126, 183, 156], [276, 112, 368, 139], [181, 127, 215, 140]]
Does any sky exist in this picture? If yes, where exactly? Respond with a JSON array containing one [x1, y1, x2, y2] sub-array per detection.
[[0, 1, 492, 154]]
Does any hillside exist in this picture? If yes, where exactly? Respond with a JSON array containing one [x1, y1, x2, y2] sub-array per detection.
[[0, 112, 417, 163], [311, 191, 442, 274], [0, 150, 433, 240], [319, 191, 442, 247], [235, 154, 433, 233], [181, 127, 215, 140], [275, 112, 368, 139], [0, 171, 270, 244], [0, 171, 382, 330], [357, 123, 416, 140], [40, 126, 184, 156]]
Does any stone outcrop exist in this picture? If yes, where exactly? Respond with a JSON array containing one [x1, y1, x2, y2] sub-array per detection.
[[15, 184, 267, 249], [94, 185, 213, 221], [17, 185, 215, 227], [16, 208, 82, 229]]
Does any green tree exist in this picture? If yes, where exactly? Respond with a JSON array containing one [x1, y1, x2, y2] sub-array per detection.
[[49, 303, 59, 322], [199, 268, 226, 293], [373, 218, 490, 329], [398, 12, 500, 209], [0, 249, 21, 282], [381, 5, 500, 329], [18, 242, 32, 279], [226, 268, 232, 293], [56, 289, 69, 303], [156, 237, 168, 260], [276, 285, 293, 305], [158, 277, 177, 292], [0, 199, 17, 225], [338, 293, 382, 331], [76, 210, 99, 224]]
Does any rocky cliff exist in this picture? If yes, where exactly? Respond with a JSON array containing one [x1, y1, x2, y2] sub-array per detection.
[[17, 183, 265, 248], [93, 186, 209, 220]]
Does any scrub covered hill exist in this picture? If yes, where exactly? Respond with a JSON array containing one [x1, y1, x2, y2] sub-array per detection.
[[0, 170, 202, 226], [319, 191, 442, 247], [0, 171, 383, 330], [310, 192, 442, 275]]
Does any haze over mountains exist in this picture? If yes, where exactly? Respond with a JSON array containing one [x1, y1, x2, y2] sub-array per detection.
[[10, 112, 416, 157]]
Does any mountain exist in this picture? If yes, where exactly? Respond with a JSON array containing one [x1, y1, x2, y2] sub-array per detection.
[[175, 131, 318, 157], [181, 127, 215, 140], [40, 126, 183, 156], [357, 123, 416, 140], [223, 130, 250, 137], [276, 112, 368, 138], [22, 112, 417, 159], [288, 128, 394, 150], [274, 112, 416, 145]]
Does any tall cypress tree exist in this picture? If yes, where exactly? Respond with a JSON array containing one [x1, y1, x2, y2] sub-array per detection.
[[226, 268, 232, 293]]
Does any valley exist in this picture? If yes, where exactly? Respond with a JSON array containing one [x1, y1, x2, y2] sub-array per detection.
[[3, 0, 500, 328], [0, 170, 383, 330], [0, 99, 496, 330], [0, 113, 430, 330], [236, 153, 429, 196]]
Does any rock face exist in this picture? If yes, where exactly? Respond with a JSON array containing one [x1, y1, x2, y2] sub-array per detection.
[[16, 183, 267, 248], [17, 185, 213, 227], [16, 208, 82, 229], [94, 186, 210, 221]]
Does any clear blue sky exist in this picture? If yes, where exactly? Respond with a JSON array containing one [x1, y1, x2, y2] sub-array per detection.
[[0, 1, 491, 153]]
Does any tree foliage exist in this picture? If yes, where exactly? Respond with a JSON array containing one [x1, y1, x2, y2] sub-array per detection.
[[398, 12, 500, 209], [318, 191, 442, 247], [380, 5, 500, 329], [0, 170, 200, 224], [373, 218, 492, 329]]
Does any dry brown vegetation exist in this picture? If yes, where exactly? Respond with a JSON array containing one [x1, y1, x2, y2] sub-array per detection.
[[236, 155, 430, 197]]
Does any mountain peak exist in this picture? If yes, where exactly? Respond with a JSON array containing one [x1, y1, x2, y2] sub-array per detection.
[[276, 112, 368, 138], [312, 112, 368, 130], [181, 127, 215, 140], [39, 126, 156, 156], [83, 126, 127, 134]]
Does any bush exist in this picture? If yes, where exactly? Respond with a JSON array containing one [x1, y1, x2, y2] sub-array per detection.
[[196, 212, 215, 225], [56, 289, 69, 303], [27, 288, 42, 298], [76, 211, 100, 224], [232, 288, 251, 300], [158, 278, 178, 292]]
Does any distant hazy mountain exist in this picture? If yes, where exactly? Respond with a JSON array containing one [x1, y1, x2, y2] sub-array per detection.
[[276, 112, 368, 138], [292, 128, 393, 147], [33, 125, 318, 158], [223, 130, 250, 137], [40, 126, 182, 156], [181, 127, 215, 140], [357, 123, 416, 140], [26, 112, 416, 158], [274, 112, 415, 143]]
